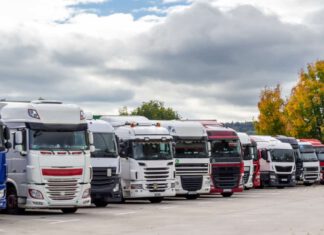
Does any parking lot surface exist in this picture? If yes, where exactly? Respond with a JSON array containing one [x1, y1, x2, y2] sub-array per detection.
[[1, 185, 324, 235]]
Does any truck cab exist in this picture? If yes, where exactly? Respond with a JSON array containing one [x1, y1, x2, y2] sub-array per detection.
[[87, 119, 122, 207], [160, 121, 210, 199], [251, 139, 261, 188], [237, 133, 254, 189], [0, 100, 93, 214], [0, 123, 11, 209], [250, 136, 296, 188], [297, 141, 320, 186], [203, 124, 244, 197], [101, 116, 176, 203], [299, 139, 324, 184]]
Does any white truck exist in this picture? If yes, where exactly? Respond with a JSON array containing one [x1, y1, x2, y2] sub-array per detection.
[[0, 100, 93, 214], [160, 121, 210, 199], [297, 141, 320, 186], [237, 133, 254, 189], [101, 116, 176, 203], [250, 135, 296, 188], [87, 118, 122, 207]]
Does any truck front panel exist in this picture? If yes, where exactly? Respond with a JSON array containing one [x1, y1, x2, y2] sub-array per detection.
[[0, 152, 6, 209]]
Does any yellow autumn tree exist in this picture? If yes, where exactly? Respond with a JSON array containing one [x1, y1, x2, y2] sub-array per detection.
[[254, 84, 286, 135], [284, 61, 324, 141]]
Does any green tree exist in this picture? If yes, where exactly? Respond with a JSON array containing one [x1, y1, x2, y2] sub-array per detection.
[[120, 100, 180, 120], [284, 61, 324, 141], [254, 84, 286, 136]]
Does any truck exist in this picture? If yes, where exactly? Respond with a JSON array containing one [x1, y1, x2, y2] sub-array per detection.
[[160, 121, 210, 199], [101, 116, 176, 203], [300, 139, 324, 184], [250, 139, 261, 188], [201, 123, 244, 197], [237, 133, 254, 189], [250, 135, 296, 188], [87, 118, 122, 207], [296, 141, 320, 186], [0, 100, 93, 214], [0, 123, 11, 209]]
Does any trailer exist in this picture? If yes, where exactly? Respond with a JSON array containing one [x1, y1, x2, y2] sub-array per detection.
[[0, 100, 93, 214]]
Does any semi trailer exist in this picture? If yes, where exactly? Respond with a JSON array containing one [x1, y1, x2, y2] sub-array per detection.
[[0, 100, 93, 214], [101, 116, 176, 203], [0, 123, 11, 209], [87, 118, 122, 207], [250, 136, 296, 188], [237, 133, 254, 189], [160, 121, 210, 199]]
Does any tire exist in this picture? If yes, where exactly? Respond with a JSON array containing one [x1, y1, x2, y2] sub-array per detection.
[[320, 181, 324, 185], [61, 208, 78, 214], [221, 192, 233, 198], [5, 187, 25, 215], [149, 197, 163, 203], [304, 182, 313, 186], [185, 194, 199, 200], [93, 200, 108, 208]]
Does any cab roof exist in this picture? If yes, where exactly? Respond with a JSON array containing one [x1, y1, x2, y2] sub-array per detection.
[[159, 120, 207, 138], [87, 119, 114, 133]]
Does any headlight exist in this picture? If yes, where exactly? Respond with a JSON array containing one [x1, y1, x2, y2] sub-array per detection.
[[82, 188, 91, 198], [0, 189, 4, 198], [270, 175, 276, 179], [244, 166, 250, 172], [28, 189, 44, 200], [113, 183, 120, 192], [130, 184, 143, 190], [205, 177, 211, 185]]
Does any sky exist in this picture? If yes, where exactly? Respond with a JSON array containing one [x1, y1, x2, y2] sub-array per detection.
[[0, 0, 323, 122]]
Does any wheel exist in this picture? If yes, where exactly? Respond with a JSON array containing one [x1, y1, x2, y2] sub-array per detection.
[[185, 194, 199, 200], [61, 208, 78, 214], [93, 200, 108, 208], [304, 182, 313, 186], [221, 192, 233, 198], [149, 197, 163, 203], [320, 181, 324, 185], [5, 187, 25, 215], [277, 186, 285, 189]]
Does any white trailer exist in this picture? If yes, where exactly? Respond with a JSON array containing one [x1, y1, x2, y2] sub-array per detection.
[[87, 118, 122, 207], [0, 100, 93, 214], [101, 116, 176, 203], [160, 121, 210, 199], [250, 135, 296, 188], [237, 133, 254, 189]]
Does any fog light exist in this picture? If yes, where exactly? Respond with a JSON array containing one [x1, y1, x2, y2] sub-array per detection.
[[270, 174, 276, 179], [113, 183, 120, 192], [131, 184, 143, 190], [171, 183, 175, 188], [29, 189, 44, 200], [82, 188, 91, 198]]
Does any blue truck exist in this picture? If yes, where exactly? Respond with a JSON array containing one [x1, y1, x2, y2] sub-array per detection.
[[0, 122, 12, 209]]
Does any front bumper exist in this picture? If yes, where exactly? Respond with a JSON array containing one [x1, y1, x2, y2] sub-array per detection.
[[22, 183, 91, 209], [210, 186, 243, 194], [91, 177, 122, 203], [175, 175, 211, 196], [267, 173, 296, 187]]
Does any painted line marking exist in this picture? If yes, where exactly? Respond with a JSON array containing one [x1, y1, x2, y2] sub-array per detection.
[[33, 218, 80, 225], [115, 211, 136, 216]]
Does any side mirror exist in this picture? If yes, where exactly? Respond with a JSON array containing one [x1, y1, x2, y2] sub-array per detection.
[[88, 131, 94, 145], [14, 131, 23, 152], [5, 142, 12, 149], [90, 145, 95, 153], [3, 127, 10, 140], [207, 142, 211, 156], [261, 150, 269, 162]]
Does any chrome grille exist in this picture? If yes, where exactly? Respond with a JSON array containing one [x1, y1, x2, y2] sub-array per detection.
[[144, 167, 170, 182], [175, 163, 209, 176], [46, 178, 79, 201], [146, 183, 168, 192]]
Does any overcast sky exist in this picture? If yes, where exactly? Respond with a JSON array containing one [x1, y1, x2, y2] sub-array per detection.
[[0, 0, 323, 122]]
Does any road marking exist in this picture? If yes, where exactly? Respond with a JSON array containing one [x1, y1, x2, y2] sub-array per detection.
[[159, 206, 177, 210], [33, 218, 80, 225], [115, 211, 136, 216]]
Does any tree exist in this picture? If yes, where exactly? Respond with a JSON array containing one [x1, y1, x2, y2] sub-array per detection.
[[254, 85, 286, 136], [119, 100, 180, 120], [284, 61, 324, 141]]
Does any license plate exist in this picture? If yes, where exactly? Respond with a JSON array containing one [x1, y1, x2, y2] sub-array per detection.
[[281, 178, 288, 182], [188, 191, 197, 195], [223, 189, 232, 193], [154, 193, 161, 197], [107, 168, 112, 177]]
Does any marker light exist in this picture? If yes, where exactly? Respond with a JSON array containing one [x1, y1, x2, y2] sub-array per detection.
[[130, 122, 136, 128], [156, 122, 161, 127], [80, 110, 86, 120], [28, 109, 40, 119]]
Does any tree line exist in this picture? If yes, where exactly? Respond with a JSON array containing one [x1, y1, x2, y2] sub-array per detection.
[[255, 60, 324, 142]]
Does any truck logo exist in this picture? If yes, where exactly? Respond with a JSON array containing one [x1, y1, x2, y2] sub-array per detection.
[[107, 168, 112, 177], [153, 184, 158, 190]]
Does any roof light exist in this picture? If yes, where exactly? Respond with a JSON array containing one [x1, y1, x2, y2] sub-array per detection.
[[28, 109, 40, 119], [144, 137, 150, 141], [156, 122, 161, 127], [130, 122, 136, 128]]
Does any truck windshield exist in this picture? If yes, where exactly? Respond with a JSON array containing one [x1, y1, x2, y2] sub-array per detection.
[[210, 139, 241, 158], [316, 147, 324, 161], [270, 149, 294, 162], [133, 141, 172, 160], [92, 133, 117, 158], [242, 146, 253, 160], [300, 152, 318, 161], [175, 140, 208, 158], [29, 130, 89, 151]]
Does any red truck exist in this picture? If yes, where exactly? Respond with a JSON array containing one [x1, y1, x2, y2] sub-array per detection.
[[251, 139, 261, 188], [200, 121, 244, 197], [300, 139, 324, 184]]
